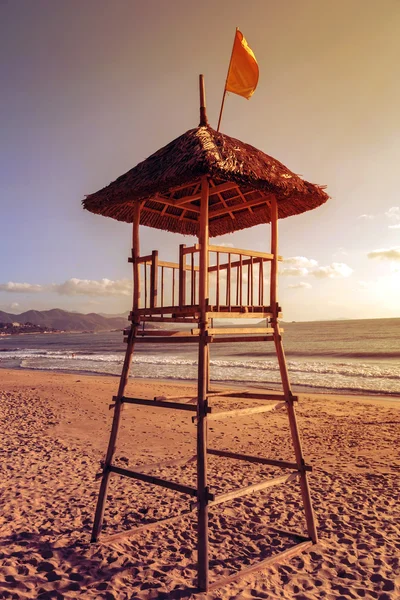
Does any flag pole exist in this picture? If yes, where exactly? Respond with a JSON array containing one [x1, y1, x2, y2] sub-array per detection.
[[217, 28, 238, 132]]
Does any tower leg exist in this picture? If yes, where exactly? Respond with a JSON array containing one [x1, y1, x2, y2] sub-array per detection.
[[273, 321, 318, 543], [91, 327, 137, 542], [197, 175, 210, 591], [92, 203, 142, 543], [197, 335, 209, 591]]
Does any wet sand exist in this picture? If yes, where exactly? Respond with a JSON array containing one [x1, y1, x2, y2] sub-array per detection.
[[0, 369, 399, 599]]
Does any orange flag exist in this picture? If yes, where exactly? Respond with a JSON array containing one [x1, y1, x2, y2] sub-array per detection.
[[226, 29, 259, 99]]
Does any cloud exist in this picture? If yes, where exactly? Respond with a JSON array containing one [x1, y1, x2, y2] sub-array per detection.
[[358, 214, 375, 220], [280, 266, 309, 276], [283, 256, 318, 268], [0, 278, 132, 297], [281, 256, 352, 279], [312, 263, 353, 278], [384, 207, 400, 229], [280, 256, 318, 277], [53, 278, 132, 297], [385, 206, 400, 220], [367, 247, 400, 261], [288, 282, 312, 289], [0, 282, 44, 293]]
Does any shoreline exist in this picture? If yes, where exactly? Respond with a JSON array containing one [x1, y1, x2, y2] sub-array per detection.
[[1, 363, 399, 401], [1, 366, 399, 406]]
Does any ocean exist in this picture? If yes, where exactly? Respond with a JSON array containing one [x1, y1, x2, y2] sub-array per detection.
[[0, 318, 399, 397]]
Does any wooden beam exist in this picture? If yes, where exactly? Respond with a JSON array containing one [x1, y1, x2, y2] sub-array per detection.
[[216, 391, 297, 402], [91, 201, 141, 544], [197, 175, 210, 592], [207, 540, 313, 591], [108, 465, 204, 497], [208, 245, 274, 260], [268, 526, 311, 540], [207, 449, 312, 472], [208, 255, 263, 274], [207, 402, 285, 421], [132, 336, 200, 344], [173, 181, 239, 206], [209, 473, 299, 507], [209, 194, 273, 219], [99, 509, 196, 544], [141, 316, 199, 323], [192, 327, 274, 335], [209, 335, 275, 343], [137, 330, 197, 337], [182, 244, 200, 255], [205, 311, 273, 319], [117, 396, 205, 412], [206, 389, 249, 398], [142, 204, 199, 224], [154, 194, 202, 214], [270, 195, 278, 316], [137, 306, 199, 316]]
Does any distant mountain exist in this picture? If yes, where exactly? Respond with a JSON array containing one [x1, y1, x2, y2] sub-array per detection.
[[0, 308, 128, 332]]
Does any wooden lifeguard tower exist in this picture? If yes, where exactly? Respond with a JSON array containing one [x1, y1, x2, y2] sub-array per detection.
[[83, 77, 329, 592]]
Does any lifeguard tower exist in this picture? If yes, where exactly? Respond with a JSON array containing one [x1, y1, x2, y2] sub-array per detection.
[[83, 77, 328, 592]]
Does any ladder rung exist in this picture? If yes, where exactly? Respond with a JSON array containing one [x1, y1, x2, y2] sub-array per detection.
[[108, 465, 215, 499], [206, 389, 250, 398], [207, 402, 285, 421], [137, 330, 198, 337], [207, 540, 313, 591], [125, 336, 199, 344], [191, 327, 274, 336], [209, 473, 299, 507], [117, 396, 207, 412], [215, 391, 298, 402], [207, 449, 312, 472], [209, 335, 275, 344]]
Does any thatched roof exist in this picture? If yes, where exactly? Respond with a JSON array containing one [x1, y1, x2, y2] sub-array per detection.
[[83, 125, 328, 237]]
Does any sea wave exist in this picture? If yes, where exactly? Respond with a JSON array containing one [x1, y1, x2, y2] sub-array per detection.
[[2, 349, 398, 381]]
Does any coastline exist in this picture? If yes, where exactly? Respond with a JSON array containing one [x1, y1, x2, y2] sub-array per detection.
[[1, 368, 399, 598], [1, 364, 399, 401]]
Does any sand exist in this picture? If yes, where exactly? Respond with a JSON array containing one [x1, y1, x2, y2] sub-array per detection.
[[0, 368, 399, 599]]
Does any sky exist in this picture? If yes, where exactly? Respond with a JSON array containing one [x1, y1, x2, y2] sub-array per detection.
[[1, 0, 399, 321]]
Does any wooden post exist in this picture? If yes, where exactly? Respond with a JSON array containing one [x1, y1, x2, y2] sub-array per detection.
[[270, 197, 278, 316], [226, 253, 231, 309], [191, 251, 195, 305], [216, 252, 220, 309], [91, 201, 141, 543], [161, 266, 164, 309], [199, 74, 209, 127], [269, 196, 318, 544], [150, 250, 158, 309], [250, 256, 254, 307], [179, 244, 187, 308], [197, 175, 209, 591], [239, 254, 243, 306]]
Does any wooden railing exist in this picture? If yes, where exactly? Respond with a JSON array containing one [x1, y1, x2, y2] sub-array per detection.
[[135, 244, 278, 312]]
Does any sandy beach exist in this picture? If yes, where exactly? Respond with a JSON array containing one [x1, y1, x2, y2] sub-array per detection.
[[0, 368, 399, 599]]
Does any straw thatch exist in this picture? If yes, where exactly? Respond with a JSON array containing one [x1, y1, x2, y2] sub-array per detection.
[[83, 126, 328, 237]]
